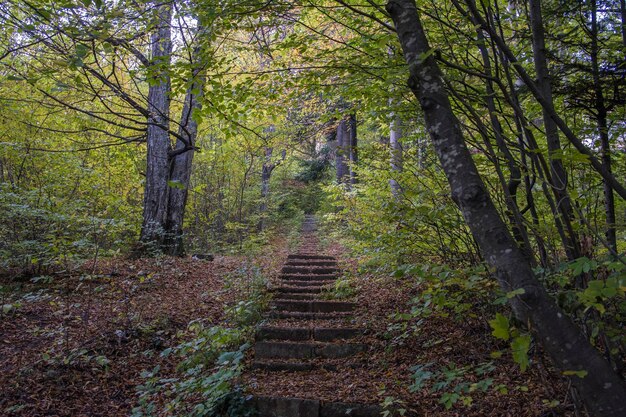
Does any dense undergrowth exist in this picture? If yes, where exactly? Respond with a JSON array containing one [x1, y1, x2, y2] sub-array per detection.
[[306, 127, 625, 414], [319, 172, 625, 414]]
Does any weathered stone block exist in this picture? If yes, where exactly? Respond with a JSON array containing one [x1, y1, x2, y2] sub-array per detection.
[[253, 396, 320, 417]]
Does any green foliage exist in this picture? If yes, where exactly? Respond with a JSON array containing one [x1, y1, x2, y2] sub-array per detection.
[[223, 262, 269, 324], [322, 137, 479, 269], [323, 274, 356, 300], [132, 260, 267, 416], [409, 362, 495, 410], [489, 313, 510, 341], [294, 158, 330, 183], [132, 332, 254, 417], [510, 335, 532, 372], [0, 185, 135, 275], [275, 181, 326, 217], [379, 394, 407, 417], [396, 263, 495, 320], [535, 257, 626, 363], [488, 313, 532, 372]]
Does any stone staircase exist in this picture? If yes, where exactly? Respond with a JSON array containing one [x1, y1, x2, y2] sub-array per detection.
[[249, 215, 382, 417]]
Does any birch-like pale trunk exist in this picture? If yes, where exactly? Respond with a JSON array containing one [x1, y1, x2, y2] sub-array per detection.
[[335, 118, 349, 184], [389, 114, 403, 199], [348, 114, 358, 186], [386, 1, 626, 415], [258, 146, 282, 231]]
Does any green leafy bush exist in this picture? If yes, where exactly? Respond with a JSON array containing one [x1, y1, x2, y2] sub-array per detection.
[[132, 261, 268, 416], [409, 361, 495, 409], [132, 326, 254, 417], [0, 185, 134, 276]]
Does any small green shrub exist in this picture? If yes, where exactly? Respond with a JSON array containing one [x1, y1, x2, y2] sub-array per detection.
[[0, 185, 134, 276], [132, 262, 268, 416], [323, 275, 356, 300], [409, 361, 495, 410]]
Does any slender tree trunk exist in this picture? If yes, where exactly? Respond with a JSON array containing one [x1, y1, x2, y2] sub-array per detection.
[[481, 1, 576, 265], [528, 0, 580, 261], [496, 40, 563, 267], [389, 112, 403, 198], [163, 41, 204, 256], [260, 147, 273, 214], [494, 21, 550, 266], [590, 0, 617, 254], [386, 2, 626, 415], [388, 47, 404, 198], [475, 28, 533, 263], [259, 147, 277, 231], [335, 118, 349, 184], [324, 118, 337, 165], [458, 0, 626, 201], [621, 0, 626, 50], [348, 114, 358, 186], [140, 3, 173, 248]]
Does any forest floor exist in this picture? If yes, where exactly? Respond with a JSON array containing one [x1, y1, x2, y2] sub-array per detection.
[[1, 224, 575, 416], [0, 235, 290, 416]]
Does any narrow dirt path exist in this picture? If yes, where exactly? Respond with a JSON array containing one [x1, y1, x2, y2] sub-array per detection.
[[248, 215, 382, 416]]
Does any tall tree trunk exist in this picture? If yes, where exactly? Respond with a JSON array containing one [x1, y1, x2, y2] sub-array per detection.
[[528, 0, 580, 261], [386, 2, 626, 416], [335, 118, 349, 184], [348, 114, 358, 186], [259, 146, 282, 231], [388, 47, 404, 198], [140, 3, 173, 248], [494, 13, 550, 267], [476, 0, 577, 266], [389, 112, 403, 198], [324, 118, 337, 164], [590, 0, 617, 254], [621, 0, 626, 50], [475, 28, 533, 263], [163, 42, 204, 256], [260, 147, 273, 215]]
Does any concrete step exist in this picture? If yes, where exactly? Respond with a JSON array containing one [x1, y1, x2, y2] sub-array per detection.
[[251, 361, 316, 372], [266, 311, 351, 320], [255, 341, 367, 360], [271, 300, 355, 313], [276, 280, 334, 287], [257, 327, 310, 342], [251, 359, 362, 372], [273, 293, 320, 300], [287, 254, 335, 261], [251, 397, 386, 417], [256, 326, 363, 342], [285, 260, 337, 267], [280, 274, 337, 281], [282, 266, 340, 275], [274, 286, 327, 294]]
